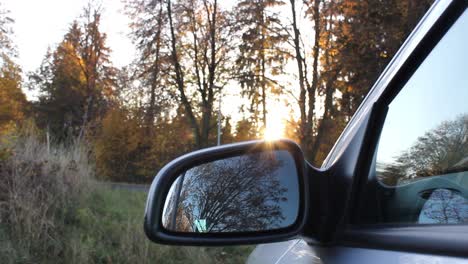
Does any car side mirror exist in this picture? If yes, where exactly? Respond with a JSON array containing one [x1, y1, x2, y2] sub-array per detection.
[[144, 139, 308, 245]]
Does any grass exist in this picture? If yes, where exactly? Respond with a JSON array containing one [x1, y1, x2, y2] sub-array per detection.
[[71, 186, 254, 264], [0, 131, 253, 263]]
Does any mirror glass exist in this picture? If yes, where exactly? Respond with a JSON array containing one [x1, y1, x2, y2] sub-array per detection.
[[162, 150, 300, 233]]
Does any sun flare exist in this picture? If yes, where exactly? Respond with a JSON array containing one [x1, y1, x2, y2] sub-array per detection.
[[263, 107, 286, 141]]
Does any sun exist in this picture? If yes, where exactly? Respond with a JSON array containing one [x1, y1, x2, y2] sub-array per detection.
[[263, 108, 285, 141], [263, 126, 283, 141]]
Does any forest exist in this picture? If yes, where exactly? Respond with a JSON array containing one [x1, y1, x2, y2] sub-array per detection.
[[0, 0, 434, 183]]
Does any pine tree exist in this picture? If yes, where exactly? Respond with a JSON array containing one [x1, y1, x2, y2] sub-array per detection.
[[234, 0, 288, 129], [0, 6, 27, 135], [30, 5, 115, 140], [0, 55, 26, 134], [126, 0, 171, 134]]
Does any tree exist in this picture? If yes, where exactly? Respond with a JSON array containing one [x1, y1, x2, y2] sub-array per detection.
[[288, 0, 322, 159], [287, 0, 434, 164], [378, 114, 468, 185], [94, 107, 140, 181], [0, 6, 27, 135], [0, 5, 15, 58], [129, 0, 236, 148], [334, 0, 432, 121], [126, 0, 172, 135], [94, 103, 197, 182], [166, 0, 234, 148], [221, 117, 235, 144], [0, 55, 26, 134], [30, 38, 86, 140], [234, 117, 259, 142], [30, 5, 115, 140], [136, 107, 195, 180], [307, 0, 345, 163], [234, 0, 289, 129], [75, 5, 116, 137]]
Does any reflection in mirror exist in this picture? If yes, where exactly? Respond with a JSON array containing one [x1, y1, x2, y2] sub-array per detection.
[[162, 150, 299, 233], [419, 188, 468, 224]]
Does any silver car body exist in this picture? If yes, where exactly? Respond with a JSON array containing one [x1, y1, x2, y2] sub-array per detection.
[[248, 240, 467, 264]]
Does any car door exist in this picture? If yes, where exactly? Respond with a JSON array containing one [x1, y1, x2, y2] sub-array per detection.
[[248, 0, 467, 263]]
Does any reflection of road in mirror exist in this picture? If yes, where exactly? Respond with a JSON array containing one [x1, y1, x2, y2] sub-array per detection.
[[162, 150, 300, 233]]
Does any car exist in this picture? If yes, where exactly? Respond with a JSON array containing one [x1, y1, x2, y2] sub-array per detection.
[[143, 0, 468, 263]]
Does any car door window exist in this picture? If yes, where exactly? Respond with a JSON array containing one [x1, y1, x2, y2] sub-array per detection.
[[370, 10, 468, 225]]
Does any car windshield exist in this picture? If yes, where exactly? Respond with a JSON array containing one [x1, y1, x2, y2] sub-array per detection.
[[0, 0, 434, 263]]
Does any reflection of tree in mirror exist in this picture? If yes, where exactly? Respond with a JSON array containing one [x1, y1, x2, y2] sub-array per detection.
[[419, 188, 468, 224], [166, 151, 293, 233], [163, 176, 194, 232], [378, 114, 468, 186]]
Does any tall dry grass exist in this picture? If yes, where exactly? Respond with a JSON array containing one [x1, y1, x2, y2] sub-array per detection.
[[0, 128, 93, 262], [0, 127, 253, 263]]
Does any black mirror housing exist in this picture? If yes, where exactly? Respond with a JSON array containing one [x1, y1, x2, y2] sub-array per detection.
[[144, 139, 309, 246]]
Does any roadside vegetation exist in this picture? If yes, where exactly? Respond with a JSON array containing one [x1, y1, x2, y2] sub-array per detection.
[[1, 0, 435, 183], [0, 128, 252, 263]]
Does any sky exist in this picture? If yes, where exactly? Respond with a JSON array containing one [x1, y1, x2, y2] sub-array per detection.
[[3, 0, 289, 136], [3, 0, 135, 73], [376, 10, 468, 164], [4, 0, 465, 166]]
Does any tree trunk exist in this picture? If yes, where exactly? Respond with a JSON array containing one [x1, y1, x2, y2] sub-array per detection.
[[167, 0, 202, 147], [146, 4, 164, 136], [260, 4, 267, 129], [198, 0, 219, 148], [289, 0, 307, 150], [310, 74, 335, 162]]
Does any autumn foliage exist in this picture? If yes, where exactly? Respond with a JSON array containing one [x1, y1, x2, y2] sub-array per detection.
[[0, 0, 434, 182]]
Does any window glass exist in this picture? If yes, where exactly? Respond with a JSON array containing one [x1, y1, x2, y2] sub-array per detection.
[[374, 11, 468, 224]]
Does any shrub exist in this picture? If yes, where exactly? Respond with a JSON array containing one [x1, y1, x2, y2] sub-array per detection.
[[0, 128, 92, 262], [0, 127, 253, 263], [94, 107, 140, 182]]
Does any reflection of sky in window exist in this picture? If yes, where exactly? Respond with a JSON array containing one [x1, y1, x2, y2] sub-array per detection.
[[377, 11, 468, 164]]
